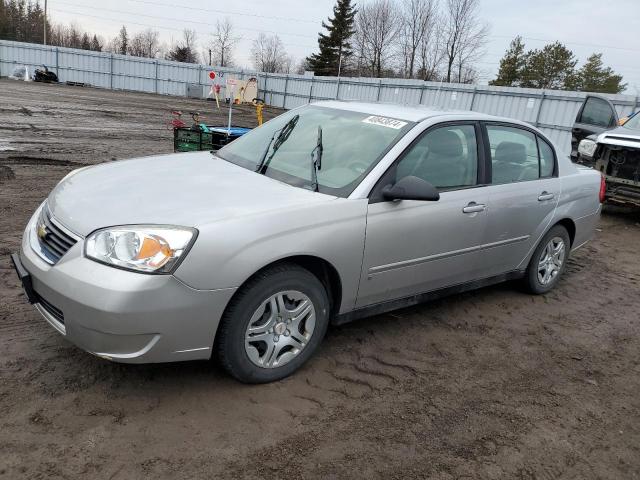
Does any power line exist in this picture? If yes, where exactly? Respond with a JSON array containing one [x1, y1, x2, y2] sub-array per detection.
[[474, 58, 640, 73], [489, 34, 640, 54], [125, 0, 318, 24], [53, 1, 318, 41], [46, 4, 640, 80], [49, 7, 317, 50]]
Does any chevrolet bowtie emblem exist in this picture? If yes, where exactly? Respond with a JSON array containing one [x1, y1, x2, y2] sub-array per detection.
[[37, 224, 47, 240]]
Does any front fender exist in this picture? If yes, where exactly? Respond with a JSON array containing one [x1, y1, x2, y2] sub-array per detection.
[[174, 198, 368, 314]]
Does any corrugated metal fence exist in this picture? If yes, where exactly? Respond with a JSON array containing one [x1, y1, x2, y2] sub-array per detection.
[[2, 39, 639, 155]]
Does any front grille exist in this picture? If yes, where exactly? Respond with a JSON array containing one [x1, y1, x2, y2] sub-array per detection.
[[603, 146, 640, 183], [36, 207, 77, 263], [35, 291, 65, 324]]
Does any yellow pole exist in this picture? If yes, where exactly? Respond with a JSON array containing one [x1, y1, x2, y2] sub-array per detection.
[[256, 104, 264, 126]]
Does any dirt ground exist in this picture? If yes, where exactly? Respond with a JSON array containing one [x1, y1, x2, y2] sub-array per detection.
[[1, 79, 639, 480]]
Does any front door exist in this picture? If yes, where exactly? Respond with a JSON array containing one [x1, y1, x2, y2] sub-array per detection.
[[571, 95, 618, 158], [357, 123, 489, 308]]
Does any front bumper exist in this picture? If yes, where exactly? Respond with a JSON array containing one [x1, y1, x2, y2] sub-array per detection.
[[604, 177, 640, 207], [14, 210, 236, 363]]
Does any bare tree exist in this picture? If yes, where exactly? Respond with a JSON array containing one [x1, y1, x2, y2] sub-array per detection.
[[128, 32, 146, 57], [398, 0, 437, 78], [283, 54, 295, 74], [453, 43, 482, 83], [139, 29, 161, 58], [208, 18, 240, 67], [441, 0, 488, 83], [355, 0, 400, 78], [66, 22, 82, 49], [251, 33, 289, 73], [417, 17, 444, 81]]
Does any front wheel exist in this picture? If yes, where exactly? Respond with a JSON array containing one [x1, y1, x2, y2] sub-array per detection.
[[523, 225, 570, 294], [216, 264, 330, 383]]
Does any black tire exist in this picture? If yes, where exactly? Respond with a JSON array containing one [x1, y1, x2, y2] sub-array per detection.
[[216, 263, 330, 383], [523, 225, 571, 294]]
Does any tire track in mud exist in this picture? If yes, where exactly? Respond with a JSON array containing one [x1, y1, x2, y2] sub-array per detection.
[[0, 156, 85, 167]]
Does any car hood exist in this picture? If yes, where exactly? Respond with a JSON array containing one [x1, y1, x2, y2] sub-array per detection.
[[48, 151, 335, 236], [597, 126, 640, 149]]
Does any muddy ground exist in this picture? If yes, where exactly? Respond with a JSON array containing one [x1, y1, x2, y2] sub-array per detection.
[[1, 79, 639, 479]]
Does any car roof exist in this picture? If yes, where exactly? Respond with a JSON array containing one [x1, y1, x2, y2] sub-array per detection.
[[312, 100, 511, 124]]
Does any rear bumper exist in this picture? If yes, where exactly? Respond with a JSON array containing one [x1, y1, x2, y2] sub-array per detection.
[[15, 211, 236, 363]]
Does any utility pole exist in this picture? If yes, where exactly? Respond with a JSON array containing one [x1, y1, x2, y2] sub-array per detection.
[[208, 49, 212, 66], [44, 0, 48, 45]]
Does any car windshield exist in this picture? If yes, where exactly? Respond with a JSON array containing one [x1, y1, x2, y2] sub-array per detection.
[[216, 105, 414, 197], [623, 113, 640, 130]]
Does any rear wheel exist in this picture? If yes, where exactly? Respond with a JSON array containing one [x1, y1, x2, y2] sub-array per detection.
[[524, 225, 570, 294], [216, 264, 330, 383]]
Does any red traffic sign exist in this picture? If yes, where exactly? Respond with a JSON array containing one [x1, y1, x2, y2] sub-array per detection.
[[208, 71, 216, 80]]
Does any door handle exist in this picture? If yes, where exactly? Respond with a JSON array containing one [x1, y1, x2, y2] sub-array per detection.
[[538, 192, 555, 201], [462, 202, 486, 214]]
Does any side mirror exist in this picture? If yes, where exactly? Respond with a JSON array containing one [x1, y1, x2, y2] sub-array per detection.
[[382, 176, 440, 202]]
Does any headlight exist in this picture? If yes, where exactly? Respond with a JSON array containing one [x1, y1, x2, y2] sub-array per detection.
[[578, 139, 597, 158], [85, 226, 197, 273]]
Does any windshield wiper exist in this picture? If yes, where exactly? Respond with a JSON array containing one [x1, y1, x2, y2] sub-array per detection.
[[310, 126, 323, 192], [255, 114, 299, 174]]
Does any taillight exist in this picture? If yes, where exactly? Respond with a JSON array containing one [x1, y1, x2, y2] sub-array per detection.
[[599, 174, 606, 203]]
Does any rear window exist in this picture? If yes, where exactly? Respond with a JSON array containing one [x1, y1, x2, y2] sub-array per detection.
[[487, 125, 556, 183]]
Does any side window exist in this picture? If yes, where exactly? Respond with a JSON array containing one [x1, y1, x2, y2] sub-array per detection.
[[487, 125, 539, 184], [395, 125, 478, 190], [579, 97, 615, 128], [537, 137, 555, 178]]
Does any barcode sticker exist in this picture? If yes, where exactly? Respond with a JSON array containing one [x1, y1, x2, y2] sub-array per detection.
[[362, 116, 408, 129]]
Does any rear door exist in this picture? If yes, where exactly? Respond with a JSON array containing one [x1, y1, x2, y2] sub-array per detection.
[[571, 95, 619, 158], [478, 123, 561, 277]]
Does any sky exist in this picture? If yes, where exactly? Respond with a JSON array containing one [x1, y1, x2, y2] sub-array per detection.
[[48, 0, 640, 92]]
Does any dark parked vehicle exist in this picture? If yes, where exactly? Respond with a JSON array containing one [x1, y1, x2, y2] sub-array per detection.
[[33, 65, 58, 83], [576, 107, 640, 207], [571, 95, 620, 159]]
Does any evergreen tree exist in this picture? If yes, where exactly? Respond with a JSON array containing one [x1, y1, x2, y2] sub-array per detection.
[[27, 1, 44, 44], [117, 25, 128, 55], [489, 36, 526, 87], [567, 53, 626, 94], [306, 0, 357, 76], [0, 1, 6, 40], [80, 32, 91, 50], [90, 34, 103, 52], [520, 42, 577, 90]]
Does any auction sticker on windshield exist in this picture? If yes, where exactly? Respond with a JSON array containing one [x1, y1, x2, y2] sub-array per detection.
[[362, 116, 408, 129]]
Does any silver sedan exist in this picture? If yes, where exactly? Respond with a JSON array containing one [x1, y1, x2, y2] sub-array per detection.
[[12, 102, 603, 383]]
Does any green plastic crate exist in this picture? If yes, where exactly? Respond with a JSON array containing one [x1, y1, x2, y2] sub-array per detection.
[[173, 127, 251, 152]]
